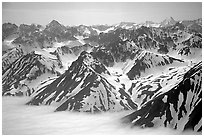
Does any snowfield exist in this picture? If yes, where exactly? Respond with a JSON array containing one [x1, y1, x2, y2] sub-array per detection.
[[2, 97, 200, 135]]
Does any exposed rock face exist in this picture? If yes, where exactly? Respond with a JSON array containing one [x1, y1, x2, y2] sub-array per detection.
[[2, 52, 61, 96], [26, 51, 137, 112], [128, 65, 191, 106], [125, 50, 185, 80], [122, 62, 202, 132], [2, 23, 18, 41], [160, 17, 177, 27], [178, 34, 202, 56], [92, 40, 140, 67], [2, 47, 24, 73], [187, 23, 202, 33]]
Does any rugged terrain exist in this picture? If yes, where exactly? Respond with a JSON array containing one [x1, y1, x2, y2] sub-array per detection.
[[2, 17, 202, 133]]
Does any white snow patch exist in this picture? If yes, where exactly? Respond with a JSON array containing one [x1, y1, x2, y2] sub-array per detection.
[[92, 27, 115, 34], [34, 50, 57, 59]]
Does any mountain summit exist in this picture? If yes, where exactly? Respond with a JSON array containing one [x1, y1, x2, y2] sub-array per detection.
[[27, 51, 138, 112], [161, 17, 177, 27]]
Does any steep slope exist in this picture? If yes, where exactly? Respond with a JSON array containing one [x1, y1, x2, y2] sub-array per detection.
[[175, 33, 202, 61], [27, 51, 137, 112], [187, 23, 202, 33], [12, 20, 78, 49], [124, 50, 186, 80], [2, 23, 18, 41], [49, 46, 77, 68], [122, 62, 202, 132], [76, 25, 98, 37], [128, 65, 191, 106], [43, 20, 78, 42], [160, 17, 177, 27], [2, 47, 24, 73], [18, 23, 43, 36], [92, 40, 140, 67], [49, 43, 94, 68], [2, 52, 61, 96]]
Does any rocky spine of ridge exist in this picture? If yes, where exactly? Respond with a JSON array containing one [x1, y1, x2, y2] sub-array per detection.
[[126, 50, 185, 80], [26, 51, 138, 112], [122, 62, 202, 132]]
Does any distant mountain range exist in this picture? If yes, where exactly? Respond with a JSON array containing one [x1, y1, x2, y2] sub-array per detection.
[[2, 17, 202, 41]]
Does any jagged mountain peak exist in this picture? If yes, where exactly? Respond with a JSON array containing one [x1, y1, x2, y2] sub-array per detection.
[[161, 16, 177, 27], [26, 51, 137, 112], [49, 20, 61, 25], [46, 20, 66, 30], [70, 51, 111, 75], [80, 51, 98, 65]]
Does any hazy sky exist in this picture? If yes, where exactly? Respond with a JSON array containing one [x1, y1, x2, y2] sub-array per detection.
[[2, 2, 202, 26]]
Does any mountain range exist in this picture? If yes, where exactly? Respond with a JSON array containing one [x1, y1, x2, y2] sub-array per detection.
[[2, 16, 202, 133]]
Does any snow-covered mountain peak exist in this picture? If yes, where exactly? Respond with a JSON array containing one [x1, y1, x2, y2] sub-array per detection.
[[161, 16, 177, 27], [73, 51, 111, 75], [47, 20, 62, 27]]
